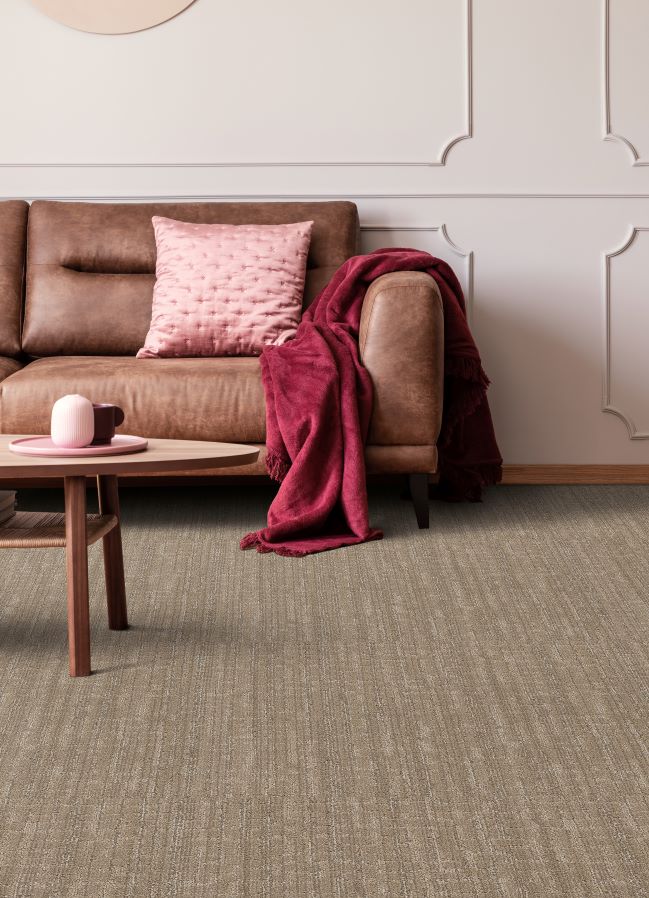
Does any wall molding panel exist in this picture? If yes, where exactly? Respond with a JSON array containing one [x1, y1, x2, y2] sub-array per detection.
[[360, 225, 474, 316], [603, 227, 649, 439], [602, 0, 649, 166], [1, 0, 472, 169]]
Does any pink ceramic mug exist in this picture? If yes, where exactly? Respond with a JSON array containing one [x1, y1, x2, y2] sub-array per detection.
[[92, 403, 125, 445], [51, 394, 95, 448]]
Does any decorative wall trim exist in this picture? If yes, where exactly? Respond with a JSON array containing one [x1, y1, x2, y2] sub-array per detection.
[[602, 0, 649, 165], [603, 227, 649, 438], [361, 224, 474, 315], [5, 193, 649, 202], [0, 1, 472, 169]]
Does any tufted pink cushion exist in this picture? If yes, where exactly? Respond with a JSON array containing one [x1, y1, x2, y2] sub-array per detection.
[[137, 217, 313, 358]]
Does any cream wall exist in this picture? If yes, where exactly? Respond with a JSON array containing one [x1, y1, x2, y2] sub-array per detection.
[[1, 0, 649, 464]]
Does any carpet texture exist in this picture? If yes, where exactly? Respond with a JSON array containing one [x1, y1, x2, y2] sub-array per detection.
[[0, 484, 648, 897]]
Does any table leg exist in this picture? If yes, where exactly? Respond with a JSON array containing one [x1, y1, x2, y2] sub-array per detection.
[[97, 475, 128, 630], [65, 476, 91, 677]]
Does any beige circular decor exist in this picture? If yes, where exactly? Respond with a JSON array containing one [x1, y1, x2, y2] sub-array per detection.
[[31, 0, 196, 34]]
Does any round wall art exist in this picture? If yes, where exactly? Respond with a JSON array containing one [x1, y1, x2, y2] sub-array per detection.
[[31, 0, 196, 34]]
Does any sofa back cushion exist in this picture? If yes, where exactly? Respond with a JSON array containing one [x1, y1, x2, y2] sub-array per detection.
[[22, 200, 360, 357], [0, 201, 29, 359]]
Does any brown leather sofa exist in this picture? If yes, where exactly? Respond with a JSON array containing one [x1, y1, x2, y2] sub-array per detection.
[[0, 199, 443, 526]]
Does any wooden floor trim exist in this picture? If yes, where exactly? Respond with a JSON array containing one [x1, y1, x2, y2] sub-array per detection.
[[501, 465, 649, 484]]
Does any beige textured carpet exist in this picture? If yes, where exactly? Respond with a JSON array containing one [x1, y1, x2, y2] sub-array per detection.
[[0, 484, 648, 898]]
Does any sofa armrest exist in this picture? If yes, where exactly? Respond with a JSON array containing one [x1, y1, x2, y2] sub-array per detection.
[[359, 271, 444, 448]]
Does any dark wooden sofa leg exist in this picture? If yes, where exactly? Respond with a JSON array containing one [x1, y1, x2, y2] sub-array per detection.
[[409, 473, 430, 529]]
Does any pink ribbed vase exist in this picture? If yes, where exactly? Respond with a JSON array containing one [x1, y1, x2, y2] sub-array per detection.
[[50, 394, 95, 448]]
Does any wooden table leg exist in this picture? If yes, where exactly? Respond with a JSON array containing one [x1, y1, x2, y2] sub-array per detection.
[[65, 476, 91, 677], [97, 475, 128, 630]]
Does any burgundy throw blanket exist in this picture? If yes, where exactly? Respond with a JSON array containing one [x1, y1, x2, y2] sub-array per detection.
[[241, 248, 502, 557]]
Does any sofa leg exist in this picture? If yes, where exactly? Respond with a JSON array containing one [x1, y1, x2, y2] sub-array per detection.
[[409, 473, 430, 529]]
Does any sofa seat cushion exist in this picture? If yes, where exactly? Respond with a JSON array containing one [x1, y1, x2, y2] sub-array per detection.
[[0, 357, 266, 443]]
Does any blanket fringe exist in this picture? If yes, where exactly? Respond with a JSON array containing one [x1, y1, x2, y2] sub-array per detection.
[[240, 532, 261, 550], [265, 450, 291, 483], [440, 358, 492, 447], [436, 461, 503, 502], [445, 355, 490, 387], [477, 461, 503, 487], [441, 382, 486, 443], [269, 546, 309, 557], [240, 531, 308, 556]]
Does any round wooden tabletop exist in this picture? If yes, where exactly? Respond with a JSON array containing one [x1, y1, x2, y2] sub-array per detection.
[[0, 436, 260, 479]]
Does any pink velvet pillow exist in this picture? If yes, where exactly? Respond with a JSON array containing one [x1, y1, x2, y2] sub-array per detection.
[[137, 217, 313, 358]]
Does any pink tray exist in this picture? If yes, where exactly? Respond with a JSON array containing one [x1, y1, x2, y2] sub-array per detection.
[[9, 435, 149, 457]]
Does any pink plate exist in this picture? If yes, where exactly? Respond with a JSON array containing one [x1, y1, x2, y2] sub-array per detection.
[[8, 435, 149, 457]]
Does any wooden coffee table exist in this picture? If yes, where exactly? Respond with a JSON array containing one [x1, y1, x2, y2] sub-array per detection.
[[0, 436, 259, 677]]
